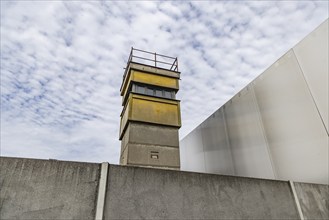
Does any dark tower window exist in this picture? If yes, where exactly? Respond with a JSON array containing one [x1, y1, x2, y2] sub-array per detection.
[[131, 83, 176, 100], [155, 90, 162, 97]]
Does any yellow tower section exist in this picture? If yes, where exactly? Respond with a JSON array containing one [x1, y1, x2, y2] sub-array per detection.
[[119, 48, 181, 169]]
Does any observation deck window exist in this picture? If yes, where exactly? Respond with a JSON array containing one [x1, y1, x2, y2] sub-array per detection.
[[132, 83, 176, 100]]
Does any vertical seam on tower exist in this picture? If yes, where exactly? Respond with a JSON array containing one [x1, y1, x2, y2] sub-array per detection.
[[292, 49, 329, 136], [95, 162, 109, 220]]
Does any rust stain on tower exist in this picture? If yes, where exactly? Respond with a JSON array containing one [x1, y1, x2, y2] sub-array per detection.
[[119, 48, 181, 169]]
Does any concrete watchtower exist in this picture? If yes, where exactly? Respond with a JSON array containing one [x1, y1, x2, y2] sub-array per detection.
[[119, 48, 181, 169]]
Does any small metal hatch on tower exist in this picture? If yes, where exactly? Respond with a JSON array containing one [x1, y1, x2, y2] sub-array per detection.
[[119, 48, 181, 170]]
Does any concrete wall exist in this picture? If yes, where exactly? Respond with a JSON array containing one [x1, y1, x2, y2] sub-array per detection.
[[0, 157, 100, 220], [1, 157, 328, 219], [180, 19, 328, 185], [122, 143, 180, 168], [294, 182, 329, 220], [103, 165, 299, 219], [120, 122, 180, 168], [129, 123, 179, 147]]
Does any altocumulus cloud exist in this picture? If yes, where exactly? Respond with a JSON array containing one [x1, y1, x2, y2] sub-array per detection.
[[1, 1, 328, 163]]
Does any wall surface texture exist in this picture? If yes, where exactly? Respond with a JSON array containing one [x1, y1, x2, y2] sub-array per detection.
[[0, 157, 100, 219], [103, 165, 299, 219], [294, 182, 329, 220], [1, 157, 328, 219], [180, 19, 329, 185]]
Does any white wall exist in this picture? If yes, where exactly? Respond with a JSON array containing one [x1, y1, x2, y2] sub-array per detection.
[[180, 19, 328, 184]]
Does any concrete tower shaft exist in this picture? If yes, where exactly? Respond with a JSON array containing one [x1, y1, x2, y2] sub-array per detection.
[[119, 48, 181, 169]]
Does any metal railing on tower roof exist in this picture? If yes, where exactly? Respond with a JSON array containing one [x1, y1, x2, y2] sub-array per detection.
[[122, 47, 179, 80], [128, 47, 178, 71]]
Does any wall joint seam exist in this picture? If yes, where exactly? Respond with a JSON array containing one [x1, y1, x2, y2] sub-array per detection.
[[289, 180, 305, 220], [221, 107, 236, 175], [95, 162, 109, 220], [251, 86, 277, 179], [292, 49, 329, 136]]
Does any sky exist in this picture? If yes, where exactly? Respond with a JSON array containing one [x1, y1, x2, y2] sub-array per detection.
[[1, 1, 328, 164]]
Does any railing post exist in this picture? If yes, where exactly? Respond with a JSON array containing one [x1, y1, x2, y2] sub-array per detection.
[[123, 48, 178, 71]]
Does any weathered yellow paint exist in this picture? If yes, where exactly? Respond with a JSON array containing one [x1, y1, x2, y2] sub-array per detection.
[[120, 63, 180, 95], [119, 101, 130, 138], [131, 98, 180, 127], [132, 93, 178, 105], [132, 70, 179, 89], [121, 69, 179, 102], [120, 94, 181, 138], [121, 72, 133, 98]]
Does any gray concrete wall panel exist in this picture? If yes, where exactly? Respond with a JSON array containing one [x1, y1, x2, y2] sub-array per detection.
[[0, 157, 100, 220], [2, 157, 328, 219], [293, 19, 329, 132], [126, 143, 180, 168], [129, 123, 179, 147], [120, 124, 130, 153], [253, 50, 328, 184], [103, 165, 299, 219], [294, 182, 329, 219], [120, 144, 129, 165]]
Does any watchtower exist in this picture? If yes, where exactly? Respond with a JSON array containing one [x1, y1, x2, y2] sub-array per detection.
[[119, 48, 181, 169]]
